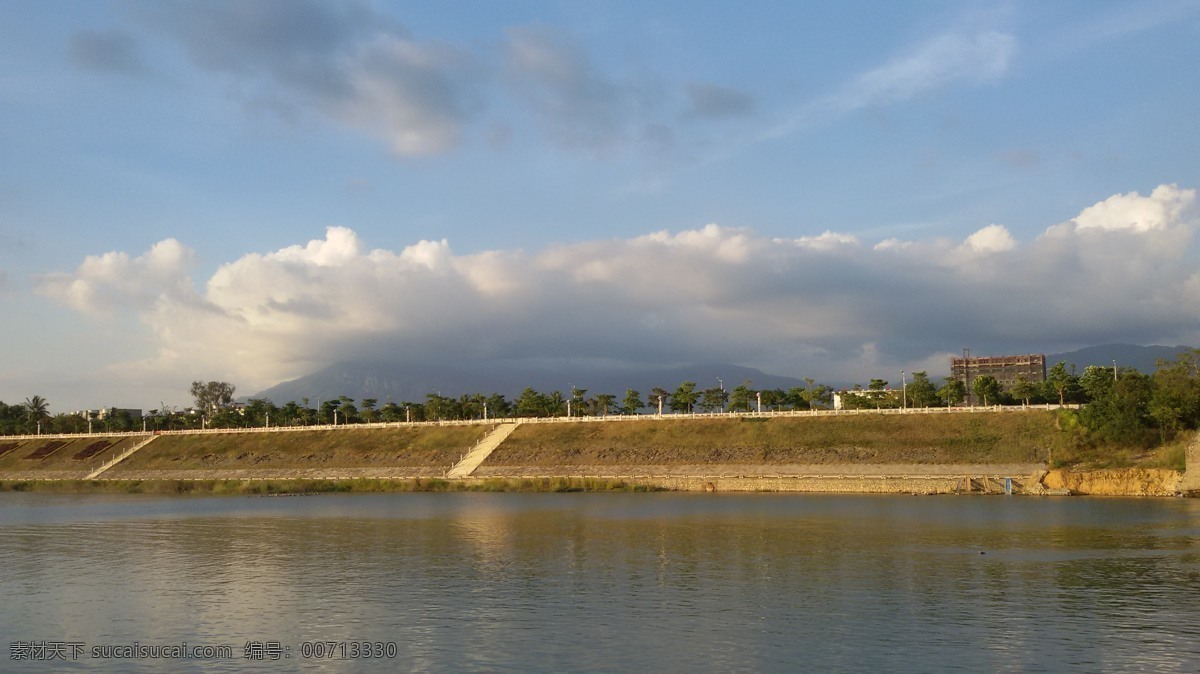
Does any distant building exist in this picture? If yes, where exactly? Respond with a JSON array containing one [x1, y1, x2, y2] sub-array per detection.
[[84, 407, 143, 420], [832, 388, 901, 411], [951, 352, 1046, 404]]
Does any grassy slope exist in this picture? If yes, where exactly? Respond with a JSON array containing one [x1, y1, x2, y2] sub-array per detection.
[[0, 437, 144, 474], [490, 413, 1069, 466], [3, 411, 1178, 479], [109, 426, 490, 472]]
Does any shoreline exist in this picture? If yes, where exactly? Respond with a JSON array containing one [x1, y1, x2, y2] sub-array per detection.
[[0, 465, 1189, 497]]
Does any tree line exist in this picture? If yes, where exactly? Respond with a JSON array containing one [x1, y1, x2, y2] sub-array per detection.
[[4, 352, 1200, 452]]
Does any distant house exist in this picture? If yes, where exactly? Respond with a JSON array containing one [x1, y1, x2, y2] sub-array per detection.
[[90, 407, 143, 421], [832, 388, 901, 411]]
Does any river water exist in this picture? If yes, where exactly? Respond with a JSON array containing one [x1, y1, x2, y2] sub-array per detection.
[[1, 492, 1198, 672]]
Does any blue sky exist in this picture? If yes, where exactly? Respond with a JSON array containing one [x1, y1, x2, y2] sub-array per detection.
[[2, 0, 1199, 412]]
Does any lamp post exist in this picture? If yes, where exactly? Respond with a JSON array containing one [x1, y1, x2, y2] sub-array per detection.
[[901, 369, 906, 411]]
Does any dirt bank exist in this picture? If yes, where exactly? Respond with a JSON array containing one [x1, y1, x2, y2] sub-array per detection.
[[1043, 468, 1184, 496]]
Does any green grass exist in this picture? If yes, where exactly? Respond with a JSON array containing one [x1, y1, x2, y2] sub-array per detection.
[[491, 412, 1072, 466], [110, 426, 489, 472]]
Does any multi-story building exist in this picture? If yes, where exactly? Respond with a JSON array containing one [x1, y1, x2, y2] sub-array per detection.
[[951, 352, 1046, 404]]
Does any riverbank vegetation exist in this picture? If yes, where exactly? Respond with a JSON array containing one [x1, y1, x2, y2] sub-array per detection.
[[3, 351, 1197, 471]]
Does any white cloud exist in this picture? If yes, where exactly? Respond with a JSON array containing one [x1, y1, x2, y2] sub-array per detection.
[[37, 185, 1200, 395], [835, 31, 1015, 111], [961, 224, 1017, 254], [768, 30, 1016, 140], [1072, 183, 1195, 233], [37, 238, 196, 314]]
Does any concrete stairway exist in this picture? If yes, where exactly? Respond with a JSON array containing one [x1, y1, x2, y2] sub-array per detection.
[[86, 435, 160, 479], [447, 423, 520, 478]]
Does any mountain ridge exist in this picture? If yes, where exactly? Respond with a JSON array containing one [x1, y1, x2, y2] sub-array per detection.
[[251, 343, 1195, 405]]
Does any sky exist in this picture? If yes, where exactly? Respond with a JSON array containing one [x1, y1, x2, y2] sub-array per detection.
[[2, 0, 1199, 413]]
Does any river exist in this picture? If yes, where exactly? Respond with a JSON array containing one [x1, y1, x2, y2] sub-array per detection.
[[1, 492, 1198, 672]]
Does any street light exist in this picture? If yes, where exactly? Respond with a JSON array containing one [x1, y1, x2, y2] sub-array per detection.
[[901, 369, 906, 411]]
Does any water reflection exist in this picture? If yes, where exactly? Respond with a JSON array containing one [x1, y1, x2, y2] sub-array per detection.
[[0, 493, 1197, 672]]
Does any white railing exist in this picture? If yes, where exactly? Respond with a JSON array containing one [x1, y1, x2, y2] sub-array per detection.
[[1, 404, 1079, 441]]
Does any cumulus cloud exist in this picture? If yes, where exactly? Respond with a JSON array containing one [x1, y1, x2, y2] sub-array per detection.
[[37, 184, 1200, 392], [961, 224, 1017, 254], [138, 0, 479, 156], [1071, 184, 1195, 233], [37, 239, 197, 313]]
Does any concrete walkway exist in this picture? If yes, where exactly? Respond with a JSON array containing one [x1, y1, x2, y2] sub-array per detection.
[[85, 435, 160, 479], [447, 423, 520, 478]]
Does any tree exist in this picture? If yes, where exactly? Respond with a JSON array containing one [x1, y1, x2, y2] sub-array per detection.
[[380, 401, 404, 422], [1046, 361, 1076, 405], [1079, 365, 1116, 402], [360, 398, 379, 423], [761, 388, 785, 411], [280, 401, 303, 426], [190, 381, 236, 414], [1077, 370, 1156, 448], [729, 380, 753, 412], [595, 393, 617, 416], [649, 387, 671, 414], [569, 387, 587, 416], [1149, 349, 1200, 438], [700, 386, 729, 413], [22, 395, 50, 431], [670, 381, 699, 413], [621, 389, 644, 415], [514, 388, 551, 418], [972, 375, 1001, 407], [907, 371, 938, 408], [1010, 375, 1037, 406], [938, 377, 966, 407], [320, 398, 340, 424], [425, 393, 450, 420], [785, 386, 807, 410], [337, 396, 358, 423]]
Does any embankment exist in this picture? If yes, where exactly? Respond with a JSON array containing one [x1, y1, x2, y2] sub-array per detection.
[[0, 411, 1192, 495]]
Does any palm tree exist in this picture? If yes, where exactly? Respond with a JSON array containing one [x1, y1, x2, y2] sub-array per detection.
[[23, 395, 50, 433]]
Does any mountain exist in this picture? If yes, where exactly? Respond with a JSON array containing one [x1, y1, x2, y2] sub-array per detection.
[[251, 344, 1197, 405], [1045, 344, 1194, 374], [252, 361, 815, 405]]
